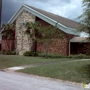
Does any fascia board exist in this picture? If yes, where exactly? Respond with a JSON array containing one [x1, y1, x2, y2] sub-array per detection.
[[66, 28, 80, 35], [57, 23, 80, 35]]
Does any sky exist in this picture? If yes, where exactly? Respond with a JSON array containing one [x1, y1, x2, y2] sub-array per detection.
[[2, 0, 83, 24]]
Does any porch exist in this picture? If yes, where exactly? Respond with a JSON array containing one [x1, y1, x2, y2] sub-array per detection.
[[70, 37, 90, 55]]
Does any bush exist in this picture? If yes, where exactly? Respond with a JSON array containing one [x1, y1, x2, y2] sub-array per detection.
[[69, 54, 90, 59], [39, 53, 90, 59], [23, 51, 39, 56], [2, 50, 6, 54], [39, 53, 64, 58], [2, 50, 16, 55], [23, 51, 32, 56]]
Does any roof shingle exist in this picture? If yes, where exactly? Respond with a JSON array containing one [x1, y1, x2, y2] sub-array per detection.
[[26, 4, 79, 29]]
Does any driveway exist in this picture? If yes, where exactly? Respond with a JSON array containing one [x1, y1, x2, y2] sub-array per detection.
[[0, 71, 83, 90]]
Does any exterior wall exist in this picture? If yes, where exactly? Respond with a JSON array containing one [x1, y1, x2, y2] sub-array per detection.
[[1, 29, 15, 51], [2, 11, 74, 55], [1, 38, 15, 51], [15, 10, 35, 55], [36, 17, 74, 55], [37, 39, 68, 55], [15, 11, 74, 55]]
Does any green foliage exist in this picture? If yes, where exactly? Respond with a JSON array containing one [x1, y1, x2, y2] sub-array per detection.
[[23, 51, 39, 56], [35, 23, 63, 40], [39, 53, 65, 58], [69, 54, 90, 59], [2, 50, 6, 54], [1, 24, 15, 39], [35, 23, 63, 56], [78, 0, 90, 36], [23, 51, 34, 56], [39, 53, 90, 59], [25, 22, 38, 39], [2, 50, 16, 55], [25, 22, 63, 39], [25, 22, 64, 57]]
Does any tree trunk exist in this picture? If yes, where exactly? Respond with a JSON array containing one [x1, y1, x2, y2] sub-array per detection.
[[10, 39, 12, 51], [44, 39, 49, 57], [4, 40, 8, 51]]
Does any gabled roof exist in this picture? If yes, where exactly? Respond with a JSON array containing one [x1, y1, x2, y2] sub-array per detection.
[[8, 4, 80, 35], [26, 5, 79, 29]]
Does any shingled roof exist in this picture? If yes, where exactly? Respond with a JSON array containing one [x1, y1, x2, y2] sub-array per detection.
[[26, 4, 79, 29]]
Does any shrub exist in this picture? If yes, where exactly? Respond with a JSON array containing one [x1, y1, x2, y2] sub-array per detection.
[[69, 54, 90, 59], [39, 53, 64, 58], [2, 50, 16, 55], [2, 50, 6, 54], [39, 53, 90, 59], [23, 51, 31, 56], [11, 51, 16, 55], [23, 51, 39, 56]]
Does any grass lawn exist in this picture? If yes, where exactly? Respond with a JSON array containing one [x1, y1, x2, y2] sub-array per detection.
[[1, 55, 90, 83], [0, 55, 73, 69], [19, 60, 90, 83]]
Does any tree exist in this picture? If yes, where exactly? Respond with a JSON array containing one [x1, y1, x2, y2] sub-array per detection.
[[36, 23, 63, 56], [25, 22, 37, 52], [78, 0, 90, 55], [78, 0, 90, 38], [25, 22, 63, 56], [1, 24, 15, 51]]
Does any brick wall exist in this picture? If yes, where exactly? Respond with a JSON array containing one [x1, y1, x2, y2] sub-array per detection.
[[36, 17, 74, 55], [1, 38, 15, 51], [37, 39, 68, 55], [1, 30, 15, 51]]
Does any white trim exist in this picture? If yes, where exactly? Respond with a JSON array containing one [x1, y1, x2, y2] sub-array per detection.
[[8, 4, 80, 35]]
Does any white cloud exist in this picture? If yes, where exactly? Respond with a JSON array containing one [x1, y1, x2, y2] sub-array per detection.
[[38, 0, 83, 20], [25, 0, 83, 20], [2, 0, 83, 23]]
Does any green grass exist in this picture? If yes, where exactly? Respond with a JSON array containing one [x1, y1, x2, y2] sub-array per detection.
[[19, 60, 90, 83], [0, 55, 73, 69], [1, 55, 90, 83]]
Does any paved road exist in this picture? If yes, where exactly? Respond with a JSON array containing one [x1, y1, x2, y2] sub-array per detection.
[[0, 71, 83, 90]]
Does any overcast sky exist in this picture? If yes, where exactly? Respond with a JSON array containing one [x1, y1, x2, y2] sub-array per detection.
[[2, 0, 83, 24]]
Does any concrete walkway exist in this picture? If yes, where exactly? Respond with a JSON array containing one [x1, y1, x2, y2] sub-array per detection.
[[0, 71, 83, 90]]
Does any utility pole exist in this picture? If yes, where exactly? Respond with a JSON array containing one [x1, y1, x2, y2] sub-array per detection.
[[0, 0, 2, 30]]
